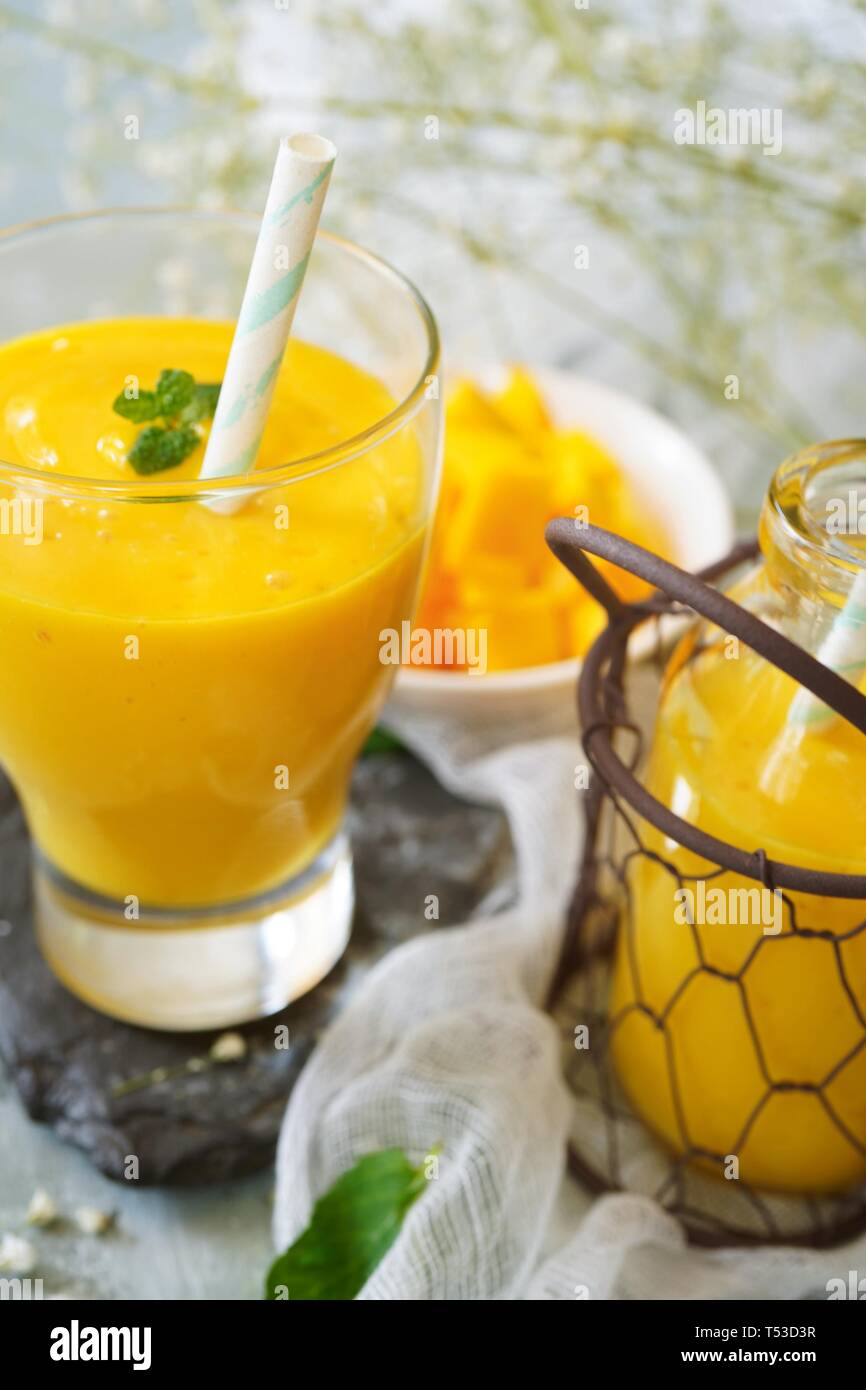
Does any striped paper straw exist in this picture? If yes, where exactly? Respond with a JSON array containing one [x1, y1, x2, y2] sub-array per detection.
[[199, 133, 336, 483], [786, 569, 866, 731]]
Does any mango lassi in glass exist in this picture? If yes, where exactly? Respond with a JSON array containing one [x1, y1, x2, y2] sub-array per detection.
[[0, 212, 440, 1029]]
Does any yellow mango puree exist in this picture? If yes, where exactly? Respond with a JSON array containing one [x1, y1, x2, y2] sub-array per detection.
[[0, 319, 426, 905], [612, 640, 866, 1194]]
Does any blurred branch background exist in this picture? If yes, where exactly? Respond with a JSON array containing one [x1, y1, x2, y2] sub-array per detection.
[[0, 0, 864, 521]]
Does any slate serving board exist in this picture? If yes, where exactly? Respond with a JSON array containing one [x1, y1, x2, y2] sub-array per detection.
[[0, 752, 514, 1186]]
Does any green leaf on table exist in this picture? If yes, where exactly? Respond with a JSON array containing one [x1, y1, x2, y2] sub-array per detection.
[[112, 389, 160, 423], [362, 726, 406, 755], [155, 368, 196, 416], [265, 1147, 431, 1300], [128, 424, 200, 475]]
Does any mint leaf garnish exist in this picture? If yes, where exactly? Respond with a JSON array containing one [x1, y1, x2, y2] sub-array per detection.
[[112, 389, 159, 423], [265, 1148, 432, 1300], [113, 369, 222, 475], [128, 424, 199, 475], [180, 382, 221, 424], [155, 369, 196, 416]]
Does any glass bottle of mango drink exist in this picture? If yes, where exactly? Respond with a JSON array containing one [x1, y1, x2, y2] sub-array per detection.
[[0, 211, 440, 1030], [611, 442, 866, 1195]]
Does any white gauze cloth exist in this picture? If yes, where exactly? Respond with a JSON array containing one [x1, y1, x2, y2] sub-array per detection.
[[274, 699, 866, 1300]]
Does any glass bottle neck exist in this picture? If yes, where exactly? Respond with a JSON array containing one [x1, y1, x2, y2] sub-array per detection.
[[760, 440, 866, 623]]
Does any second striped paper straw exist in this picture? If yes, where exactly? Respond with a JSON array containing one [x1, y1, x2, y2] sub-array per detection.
[[199, 133, 336, 483], [785, 568, 866, 731], [759, 567, 866, 798]]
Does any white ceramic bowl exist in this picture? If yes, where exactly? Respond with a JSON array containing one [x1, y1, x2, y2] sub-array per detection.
[[389, 365, 735, 728]]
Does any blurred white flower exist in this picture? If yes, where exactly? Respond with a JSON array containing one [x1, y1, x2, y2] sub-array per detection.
[[0, 1233, 36, 1272], [74, 1206, 114, 1236], [26, 1189, 58, 1228], [209, 1031, 247, 1062], [600, 26, 635, 63]]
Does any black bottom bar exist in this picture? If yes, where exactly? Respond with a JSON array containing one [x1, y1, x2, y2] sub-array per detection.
[[2, 1294, 861, 1372]]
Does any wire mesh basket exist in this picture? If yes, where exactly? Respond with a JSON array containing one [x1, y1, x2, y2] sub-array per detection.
[[545, 518, 866, 1248]]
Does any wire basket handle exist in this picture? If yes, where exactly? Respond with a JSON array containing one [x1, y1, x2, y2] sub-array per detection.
[[545, 518, 866, 897]]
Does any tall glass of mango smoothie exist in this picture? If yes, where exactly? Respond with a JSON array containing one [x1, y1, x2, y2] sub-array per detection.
[[0, 210, 441, 1029], [611, 441, 866, 1195]]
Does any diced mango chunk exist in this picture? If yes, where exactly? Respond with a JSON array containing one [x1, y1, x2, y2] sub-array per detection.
[[413, 369, 668, 673], [445, 379, 511, 436], [440, 443, 550, 573], [494, 367, 552, 439]]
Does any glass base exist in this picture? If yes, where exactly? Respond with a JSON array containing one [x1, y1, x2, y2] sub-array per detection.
[[33, 833, 354, 1031]]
